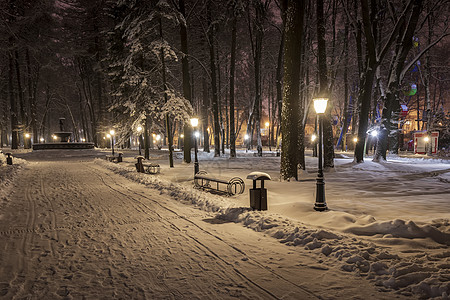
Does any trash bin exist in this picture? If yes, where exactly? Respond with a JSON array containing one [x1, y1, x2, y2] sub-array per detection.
[[117, 152, 123, 163], [135, 156, 145, 172], [246, 172, 271, 211], [5, 153, 12, 165]]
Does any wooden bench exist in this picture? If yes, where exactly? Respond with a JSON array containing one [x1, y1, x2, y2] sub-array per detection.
[[105, 153, 123, 163], [135, 156, 160, 174], [253, 152, 279, 157], [194, 171, 245, 196]]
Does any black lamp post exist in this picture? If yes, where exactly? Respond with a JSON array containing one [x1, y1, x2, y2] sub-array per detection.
[[109, 129, 115, 156], [190, 118, 199, 175], [313, 97, 328, 211]]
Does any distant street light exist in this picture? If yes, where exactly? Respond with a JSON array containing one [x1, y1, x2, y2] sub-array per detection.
[[24, 133, 30, 149], [190, 118, 199, 175], [40, 137, 45, 143], [313, 97, 328, 211]]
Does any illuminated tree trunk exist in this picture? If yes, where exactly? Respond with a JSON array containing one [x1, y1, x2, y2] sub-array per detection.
[[280, 0, 305, 180]]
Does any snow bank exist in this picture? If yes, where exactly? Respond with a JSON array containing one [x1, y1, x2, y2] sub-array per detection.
[[0, 152, 27, 207], [95, 158, 450, 299]]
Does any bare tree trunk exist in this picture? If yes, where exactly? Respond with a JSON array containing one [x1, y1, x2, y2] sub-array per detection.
[[179, 0, 193, 163], [207, 0, 220, 157], [9, 51, 19, 149], [160, 18, 174, 167], [229, 16, 237, 158], [317, 0, 334, 169], [202, 76, 210, 152], [280, 0, 305, 180]]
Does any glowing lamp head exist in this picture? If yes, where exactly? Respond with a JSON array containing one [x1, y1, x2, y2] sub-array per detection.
[[194, 131, 200, 138], [265, 122, 270, 127], [52, 135, 57, 140], [371, 130, 378, 137], [353, 137, 358, 143], [81, 138, 86, 142], [137, 126, 142, 132], [40, 137, 45, 142], [180, 134, 184, 138], [424, 136, 429, 142], [156, 134, 161, 141], [25, 133, 30, 138], [190, 118, 199, 127], [107, 134, 111, 138], [244, 134, 249, 140], [311, 134, 317, 142], [313, 97, 328, 114], [109, 129, 115, 135]]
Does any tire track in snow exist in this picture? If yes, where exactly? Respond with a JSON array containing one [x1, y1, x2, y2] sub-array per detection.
[[92, 164, 318, 299]]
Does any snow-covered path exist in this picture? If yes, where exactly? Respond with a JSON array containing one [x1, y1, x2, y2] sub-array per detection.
[[0, 158, 405, 299]]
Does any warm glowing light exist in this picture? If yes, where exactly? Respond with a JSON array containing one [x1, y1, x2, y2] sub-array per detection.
[[371, 130, 378, 137], [52, 135, 57, 140], [194, 131, 200, 138], [40, 138, 44, 142], [424, 136, 429, 142], [244, 134, 249, 140], [25, 133, 30, 138], [107, 134, 111, 138], [265, 122, 270, 127], [137, 126, 142, 132], [110, 129, 115, 135], [103, 137, 106, 140], [190, 118, 199, 127], [156, 134, 161, 141], [180, 134, 184, 138], [311, 134, 317, 142], [313, 97, 328, 114], [81, 138, 86, 142], [353, 137, 358, 143]]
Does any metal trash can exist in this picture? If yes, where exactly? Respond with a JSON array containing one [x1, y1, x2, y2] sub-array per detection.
[[5, 153, 12, 165], [135, 156, 145, 172], [117, 152, 123, 163], [246, 172, 271, 211]]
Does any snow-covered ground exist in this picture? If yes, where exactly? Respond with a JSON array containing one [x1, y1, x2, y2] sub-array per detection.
[[0, 148, 449, 299]]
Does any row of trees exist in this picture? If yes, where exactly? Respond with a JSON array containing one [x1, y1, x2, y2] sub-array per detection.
[[1, 0, 448, 180]]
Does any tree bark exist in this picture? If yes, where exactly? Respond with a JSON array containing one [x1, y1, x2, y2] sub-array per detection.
[[179, 0, 193, 163], [316, 0, 334, 169], [229, 16, 237, 158], [207, 0, 221, 157], [280, 0, 305, 180]]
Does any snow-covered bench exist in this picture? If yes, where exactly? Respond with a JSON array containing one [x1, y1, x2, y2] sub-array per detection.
[[194, 171, 245, 196], [135, 156, 160, 174], [105, 153, 123, 163]]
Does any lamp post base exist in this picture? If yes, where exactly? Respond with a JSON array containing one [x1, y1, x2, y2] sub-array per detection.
[[314, 176, 328, 211], [194, 162, 199, 175]]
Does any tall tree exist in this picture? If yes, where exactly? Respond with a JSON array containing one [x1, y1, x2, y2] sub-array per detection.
[[281, 0, 305, 180], [316, 0, 334, 169]]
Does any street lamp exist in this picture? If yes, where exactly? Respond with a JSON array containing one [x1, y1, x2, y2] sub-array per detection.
[[313, 97, 328, 211], [137, 126, 143, 155], [24, 133, 30, 149], [265, 122, 271, 150], [190, 118, 199, 175], [109, 129, 115, 156]]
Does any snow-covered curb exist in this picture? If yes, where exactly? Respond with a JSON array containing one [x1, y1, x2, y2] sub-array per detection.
[[96, 159, 449, 299], [0, 153, 27, 207]]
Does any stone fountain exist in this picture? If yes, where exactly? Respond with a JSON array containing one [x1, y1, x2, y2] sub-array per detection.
[[32, 118, 94, 150]]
